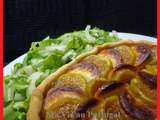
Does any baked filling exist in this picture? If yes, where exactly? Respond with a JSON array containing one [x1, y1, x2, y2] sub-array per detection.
[[27, 41, 157, 120]]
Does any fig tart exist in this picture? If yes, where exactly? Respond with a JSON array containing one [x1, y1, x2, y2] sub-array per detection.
[[27, 40, 157, 120]]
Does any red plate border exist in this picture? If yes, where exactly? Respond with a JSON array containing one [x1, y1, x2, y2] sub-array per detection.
[[0, 0, 3, 119], [0, 0, 159, 120], [157, 0, 160, 119]]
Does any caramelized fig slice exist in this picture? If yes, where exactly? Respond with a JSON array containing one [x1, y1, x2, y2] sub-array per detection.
[[98, 48, 122, 67], [95, 96, 132, 120], [69, 61, 101, 81], [129, 79, 157, 107], [95, 81, 124, 99], [83, 55, 112, 77], [138, 71, 157, 89], [133, 44, 151, 66], [44, 87, 86, 120], [116, 45, 136, 64], [87, 78, 107, 96], [46, 103, 79, 120], [75, 98, 98, 120], [54, 73, 87, 92], [112, 64, 137, 72], [119, 92, 155, 120], [44, 86, 85, 111], [108, 64, 137, 83]]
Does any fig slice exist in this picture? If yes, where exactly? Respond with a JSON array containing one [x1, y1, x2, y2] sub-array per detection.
[[129, 78, 157, 108], [69, 61, 101, 81], [44, 86, 85, 111], [119, 92, 155, 120], [45, 104, 79, 120], [83, 55, 112, 77], [46, 86, 84, 97], [75, 98, 98, 120], [134, 44, 151, 66], [54, 73, 87, 92], [108, 64, 137, 83], [95, 81, 124, 99], [98, 48, 122, 67], [116, 45, 136, 65], [112, 64, 137, 72], [76, 98, 98, 114], [138, 71, 157, 89], [95, 96, 132, 120], [44, 86, 87, 120], [88, 78, 107, 96]]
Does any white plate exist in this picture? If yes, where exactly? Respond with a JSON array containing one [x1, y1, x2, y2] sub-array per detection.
[[4, 32, 156, 76]]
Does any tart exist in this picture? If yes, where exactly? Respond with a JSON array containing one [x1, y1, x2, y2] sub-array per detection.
[[27, 40, 157, 120]]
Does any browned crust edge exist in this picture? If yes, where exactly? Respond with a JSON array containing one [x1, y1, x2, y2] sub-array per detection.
[[27, 40, 156, 120]]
